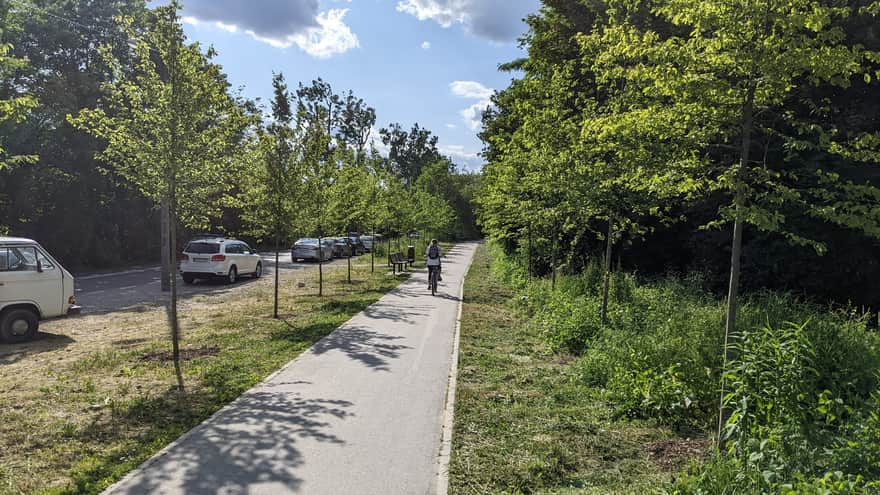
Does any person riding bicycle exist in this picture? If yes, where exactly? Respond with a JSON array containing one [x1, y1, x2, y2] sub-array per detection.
[[426, 239, 442, 289]]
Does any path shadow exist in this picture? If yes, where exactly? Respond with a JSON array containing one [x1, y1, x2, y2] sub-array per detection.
[[361, 301, 432, 324], [0, 331, 75, 365], [309, 324, 412, 372], [108, 390, 353, 495]]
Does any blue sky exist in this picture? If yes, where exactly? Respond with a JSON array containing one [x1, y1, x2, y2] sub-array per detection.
[[176, 0, 541, 171]]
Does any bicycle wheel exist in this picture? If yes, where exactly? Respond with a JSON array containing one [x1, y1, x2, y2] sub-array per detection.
[[430, 268, 437, 296]]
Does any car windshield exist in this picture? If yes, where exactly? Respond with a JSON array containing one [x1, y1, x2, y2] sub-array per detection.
[[185, 242, 220, 254], [296, 239, 318, 246]]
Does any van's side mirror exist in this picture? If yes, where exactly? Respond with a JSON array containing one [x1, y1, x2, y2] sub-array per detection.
[[36, 259, 43, 273]]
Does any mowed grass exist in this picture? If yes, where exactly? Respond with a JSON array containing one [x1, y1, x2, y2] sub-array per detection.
[[0, 263, 407, 495], [449, 245, 675, 495]]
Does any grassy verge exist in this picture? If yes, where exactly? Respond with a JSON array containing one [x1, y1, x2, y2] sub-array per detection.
[[449, 244, 683, 495], [451, 243, 880, 494], [0, 263, 407, 495]]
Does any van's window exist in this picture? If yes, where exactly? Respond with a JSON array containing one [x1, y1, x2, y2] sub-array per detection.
[[225, 244, 241, 254], [0, 247, 38, 272], [240, 243, 253, 254], [36, 249, 55, 270], [185, 242, 220, 254]]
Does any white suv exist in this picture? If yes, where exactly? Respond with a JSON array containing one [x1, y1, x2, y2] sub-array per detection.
[[179, 237, 262, 285]]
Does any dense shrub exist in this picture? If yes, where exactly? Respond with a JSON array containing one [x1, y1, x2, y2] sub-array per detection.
[[488, 241, 880, 490]]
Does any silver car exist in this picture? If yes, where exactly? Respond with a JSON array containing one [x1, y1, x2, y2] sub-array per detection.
[[292, 238, 334, 262]]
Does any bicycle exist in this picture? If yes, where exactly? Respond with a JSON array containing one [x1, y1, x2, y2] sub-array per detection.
[[428, 265, 440, 296]]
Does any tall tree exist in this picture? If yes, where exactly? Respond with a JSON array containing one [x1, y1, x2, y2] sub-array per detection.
[[1, 0, 158, 268], [69, 1, 250, 391], [0, 1, 37, 173], [379, 122, 441, 189], [592, 0, 880, 439], [336, 90, 376, 161]]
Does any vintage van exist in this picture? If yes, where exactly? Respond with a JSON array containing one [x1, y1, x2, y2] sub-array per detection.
[[0, 237, 80, 343]]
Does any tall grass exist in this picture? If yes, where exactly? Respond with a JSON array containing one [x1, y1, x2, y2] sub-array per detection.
[[488, 242, 880, 492]]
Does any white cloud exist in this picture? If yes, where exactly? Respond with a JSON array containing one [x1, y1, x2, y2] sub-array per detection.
[[182, 1, 358, 57], [450, 80, 493, 100], [445, 123, 456, 129], [288, 9, 359, 58], [370, 127, 391, 157], [216, 21, 238, 33], [450, 80, 493, 131], [421, 41, 431, 50], [439, 144, 483, 171], [396, 0, 538, 42]]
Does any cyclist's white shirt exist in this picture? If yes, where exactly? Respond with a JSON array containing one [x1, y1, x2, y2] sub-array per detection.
[[426, 245, 442, 266]]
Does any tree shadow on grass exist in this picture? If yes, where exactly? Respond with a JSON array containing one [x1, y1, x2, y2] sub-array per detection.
[[319, 298, 374, 315], [0, 331, 75, 365], [65, 387, 353, 495]]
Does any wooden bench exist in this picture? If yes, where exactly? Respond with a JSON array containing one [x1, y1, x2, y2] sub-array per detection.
[[388, 252, 407, 273]]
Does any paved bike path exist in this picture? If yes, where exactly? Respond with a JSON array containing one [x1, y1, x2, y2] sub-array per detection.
[[104, 242, 478, 495]]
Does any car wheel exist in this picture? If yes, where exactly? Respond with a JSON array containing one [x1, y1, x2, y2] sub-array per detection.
[[254, 262, 262, 278], [1, 308, 39, 343], [182, 274, 196, 285], [226, 266, 238, 285]]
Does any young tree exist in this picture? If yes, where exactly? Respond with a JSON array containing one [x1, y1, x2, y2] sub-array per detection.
[[296, 80, 335, 295], [240, 72, 300, 318], [69, 1, 249, 391], [327, 157, 373, 283]]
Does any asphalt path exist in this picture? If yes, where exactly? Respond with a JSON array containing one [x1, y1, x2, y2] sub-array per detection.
[[75, 253, 353, 314], [103, 242, 478, 495]]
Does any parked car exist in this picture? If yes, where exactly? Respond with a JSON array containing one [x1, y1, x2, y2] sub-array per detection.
[[292, 238, 334, 262], [0, 237, 81, 343], [332, 238, 353, 258], [345, 237, 366, 255], [179, 237, 262, 285], [360, 235, 375, 252], [361, 234, 382, 252]]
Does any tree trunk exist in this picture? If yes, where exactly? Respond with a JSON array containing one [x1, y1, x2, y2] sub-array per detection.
[[318, 234, 324, 297], [347, 247, 352, 284], [718, 82, 756, 444], [168, 190, 184, 392], [167, 37, 183, 393], [601, 219, 614, 325], [160, 199, 171, 292], [273, 241, 280, 319], [370, 226, 375, 273]]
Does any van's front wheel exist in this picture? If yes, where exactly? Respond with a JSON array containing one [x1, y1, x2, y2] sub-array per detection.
[[1, 308, 39, 343]]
